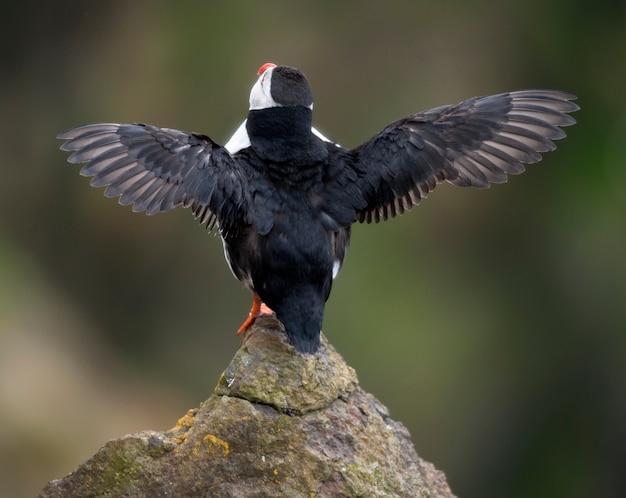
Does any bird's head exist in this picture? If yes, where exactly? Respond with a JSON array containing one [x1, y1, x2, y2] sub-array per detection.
[[249, 63, 314, 111]]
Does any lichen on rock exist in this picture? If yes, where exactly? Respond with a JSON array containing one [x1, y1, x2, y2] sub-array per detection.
[[215, 316, 358, 414], [39, 317, 456, 497]]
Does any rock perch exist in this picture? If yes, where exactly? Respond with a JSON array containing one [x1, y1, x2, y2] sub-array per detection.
[[39, 317, 456, 497]]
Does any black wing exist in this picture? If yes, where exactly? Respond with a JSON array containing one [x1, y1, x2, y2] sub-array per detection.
[[352, 90, 578, 223], [58, 123, 248, 235]]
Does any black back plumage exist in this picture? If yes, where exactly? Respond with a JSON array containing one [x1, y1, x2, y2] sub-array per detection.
[[58, 64, 578, 353]]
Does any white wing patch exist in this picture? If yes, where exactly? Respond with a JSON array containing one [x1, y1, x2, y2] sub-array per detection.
[[332, 259, 341, 279], [312, 127, 339, 146], [224, 120, 251, 154]]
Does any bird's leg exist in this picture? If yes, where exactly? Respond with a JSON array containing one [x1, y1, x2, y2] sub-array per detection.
[[237, 292, 274, 334]]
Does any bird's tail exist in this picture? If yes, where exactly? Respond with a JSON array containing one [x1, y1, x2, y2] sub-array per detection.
[[274, 291, 325, 354]]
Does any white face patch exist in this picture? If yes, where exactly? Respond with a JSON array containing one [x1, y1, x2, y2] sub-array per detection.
[[248, 66, 314, 111], [249, 67, 279, 110]]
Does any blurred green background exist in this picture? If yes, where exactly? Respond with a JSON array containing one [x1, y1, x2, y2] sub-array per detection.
[[1, 1, 624, 497]]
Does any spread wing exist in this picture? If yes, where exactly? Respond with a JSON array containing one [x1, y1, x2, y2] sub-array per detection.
[[351, 90, 578, 223], [58, 123, 248, 235]]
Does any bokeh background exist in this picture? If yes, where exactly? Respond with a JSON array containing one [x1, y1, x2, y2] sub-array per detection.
[[1, 1, 624, 497]]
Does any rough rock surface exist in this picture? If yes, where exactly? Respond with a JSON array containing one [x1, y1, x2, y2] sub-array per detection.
[[39, 317, 456, 497]]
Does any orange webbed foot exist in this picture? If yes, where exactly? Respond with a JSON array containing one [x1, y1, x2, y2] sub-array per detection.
[[237, 293, 274, 334]]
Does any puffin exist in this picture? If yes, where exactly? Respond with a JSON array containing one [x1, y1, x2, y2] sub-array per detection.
[[58, 63, 578, 353]]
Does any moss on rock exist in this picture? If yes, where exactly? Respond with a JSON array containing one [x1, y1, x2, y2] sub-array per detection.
[[39, 317, 456, 498]]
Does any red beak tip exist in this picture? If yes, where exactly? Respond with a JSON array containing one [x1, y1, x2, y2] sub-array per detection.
[[257, 62, 277, 76]]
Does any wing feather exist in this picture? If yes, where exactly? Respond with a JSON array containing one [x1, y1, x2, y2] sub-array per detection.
[[352, 90, 578, 222], [58, 123, 247, 235]]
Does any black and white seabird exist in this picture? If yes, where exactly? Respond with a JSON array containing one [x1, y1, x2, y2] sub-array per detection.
[[58, 63, 578, 353]]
